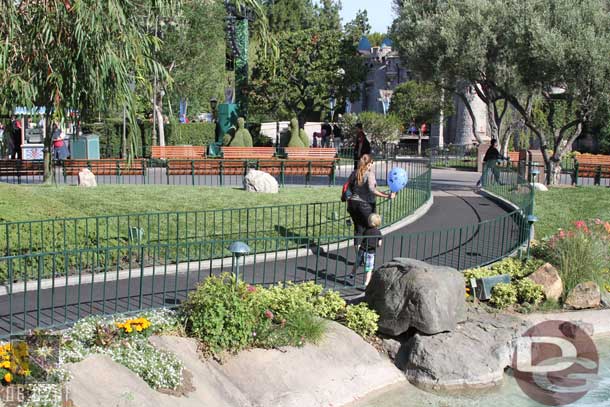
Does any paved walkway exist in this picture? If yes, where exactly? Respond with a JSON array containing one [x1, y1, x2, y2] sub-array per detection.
[[0, 169, 522, 336]]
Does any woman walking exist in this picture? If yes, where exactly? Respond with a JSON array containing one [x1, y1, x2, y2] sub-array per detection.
[[346, 154, 395, 254]]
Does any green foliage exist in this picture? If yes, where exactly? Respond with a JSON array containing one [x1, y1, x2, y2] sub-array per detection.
[[161, 0, 226, 118], [313, 290, 346, 320], [184, 277, 329, 354], [489, 283, 518, 309], [168, 123, 216, 147], [344, 10, 371, 43], [340, 112, 401, 146], [288, 118, 305, 147], [299, 129, 310, 147], [491, 258, 535, 280], [265, 0, 316, 33], [544, 222, 610, 299], [229, 117, 254, 147], [463, 267, 497, 282], [389, 81, 454, 128], [249, 29, 367, 120], [344, 303, 379, 338], [515, 279, 545, 305], [367, 32, 386, 48], [184, 274, 256, 355]]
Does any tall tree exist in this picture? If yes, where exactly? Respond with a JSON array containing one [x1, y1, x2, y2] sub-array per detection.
[[263, 0, 315, 33], [392, 0, 610, 184], [249, 28, 366, 121], [1, 0, 175, 180], [343, 9, 370, 43], [314, 0, 341, 31]]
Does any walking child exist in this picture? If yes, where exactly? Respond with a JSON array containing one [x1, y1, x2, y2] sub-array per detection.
[[350, 213, 382, 286]]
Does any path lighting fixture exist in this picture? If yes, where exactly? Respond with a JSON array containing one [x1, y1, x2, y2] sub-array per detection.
[[530, 167, 540, 184], [209, 98, 218, 112], [228, 241, 251, 283], [526, 215, 538, 259]]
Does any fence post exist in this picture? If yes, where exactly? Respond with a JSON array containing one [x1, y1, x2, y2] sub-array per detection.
[[595, 165, 601, 186], [573, 160, 579, 185]]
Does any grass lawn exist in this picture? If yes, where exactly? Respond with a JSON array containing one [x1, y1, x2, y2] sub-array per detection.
[[0, 184, 341, 222], [534, 186, 610, 238]]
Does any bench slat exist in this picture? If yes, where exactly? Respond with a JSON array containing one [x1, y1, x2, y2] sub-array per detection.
[[151, 146, 206, 159]]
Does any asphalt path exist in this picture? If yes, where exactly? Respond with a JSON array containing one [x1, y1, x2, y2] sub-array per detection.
[[0, 169, 523, 336]]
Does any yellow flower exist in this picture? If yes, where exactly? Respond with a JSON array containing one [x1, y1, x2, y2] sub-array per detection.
[[136, 326, 142, 332], [4, 373, 12, 383], [1, 361, 10, 369], [125, 326, 133, 333]]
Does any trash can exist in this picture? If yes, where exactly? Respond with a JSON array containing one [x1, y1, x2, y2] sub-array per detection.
[[71, 134, 100, 159]]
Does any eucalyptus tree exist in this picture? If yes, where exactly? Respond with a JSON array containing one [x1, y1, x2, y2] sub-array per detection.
[[1, 0, 177, 181]]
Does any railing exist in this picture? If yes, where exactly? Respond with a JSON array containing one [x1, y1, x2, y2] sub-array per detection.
[[0, 155, 413, 187], [0, 163, 533, 338]]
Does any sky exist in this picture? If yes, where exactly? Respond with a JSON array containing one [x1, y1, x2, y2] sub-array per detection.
[[339, 0, 396, 34]]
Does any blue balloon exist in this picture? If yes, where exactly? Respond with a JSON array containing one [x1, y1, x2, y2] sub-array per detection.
[[387, 167, 408, 193]]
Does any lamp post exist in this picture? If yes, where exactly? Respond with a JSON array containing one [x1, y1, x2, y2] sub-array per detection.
[[329, 92, 336, 123], [210, 98, 219, 143], [526, 214, 538, 259], [228, 241, 250, 284]]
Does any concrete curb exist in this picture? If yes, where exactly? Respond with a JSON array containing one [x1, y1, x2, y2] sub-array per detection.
[[0, 195, 434, 296]]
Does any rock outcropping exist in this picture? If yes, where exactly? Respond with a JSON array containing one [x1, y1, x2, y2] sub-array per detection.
[[565, 281, 601, 309], [395, 305, 530, 390], [365, 258, 466, 335], [527, 263, 563, 301]]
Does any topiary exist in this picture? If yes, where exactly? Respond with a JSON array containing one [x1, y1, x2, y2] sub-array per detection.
[[229, 117, 253, 147], [299, 128, 310, 147], [489, 282, 518, 309], [288, 118, 305, 147]]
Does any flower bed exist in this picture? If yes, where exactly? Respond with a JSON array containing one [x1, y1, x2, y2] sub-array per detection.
[[0, 278, 380, 406], [465, 218, 610, 311]]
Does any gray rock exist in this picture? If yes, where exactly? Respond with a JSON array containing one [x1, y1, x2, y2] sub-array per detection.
[[602, 290, 610, 308], [397, 305, 529, 390], [533, 182, 548, 192], [527, 263, 563, 301], [78, 168, 97, 187], [559, 320, 594, 337], [565, 281, 601, 309], [382, 338, 402, 360], [365, 258, 466, 336], [243, 169, 279, 193]]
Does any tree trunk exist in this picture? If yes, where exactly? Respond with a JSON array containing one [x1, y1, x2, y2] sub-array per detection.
[[42, 110, 54, 184], [155, 92, 165, 147]]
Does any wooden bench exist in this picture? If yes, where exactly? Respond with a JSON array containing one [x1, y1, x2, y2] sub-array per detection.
[[0, 160, 45, 182], [166, 159, 250, 184], [221, 147, 276, 160], [151, 146, 206, 160], [284, 147, 337, 161], [62, 159, 147, 177], [575, 154, 610, 185]]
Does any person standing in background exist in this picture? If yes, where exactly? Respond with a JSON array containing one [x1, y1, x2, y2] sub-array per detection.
[[353, 123, 371, 170]]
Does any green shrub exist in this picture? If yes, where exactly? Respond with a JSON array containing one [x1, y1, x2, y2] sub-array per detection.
[[288, 118, 305, 147], [490, 283, 518, 309], [491, 258, 532, 279], [299, 128, 310, 147], [229, 117, 253, 147], [463, 267, 497, 282], [168, 122, 215, 146], [313, 290, 346, 320], [515, 278, 545, 305], [344, 303, 379, 338], [184, 274, 256, 355]]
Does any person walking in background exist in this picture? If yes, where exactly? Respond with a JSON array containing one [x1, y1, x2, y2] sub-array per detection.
[[321, 121, 333, 148], [350, 213, 383, 286], [353, 123, 371, 170], [10, 116, 22, 160], [477, 139, 505, 188]]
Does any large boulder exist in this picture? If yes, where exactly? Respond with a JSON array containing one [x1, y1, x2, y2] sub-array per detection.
[[532, 183, 548, 192], [365, 258, 466, 336], [565, 281, 601, 309], [527, 263, 563, 301], [396, 305, 530, 390], [78, 168, 97, 187], [243, 169, 279, 193]]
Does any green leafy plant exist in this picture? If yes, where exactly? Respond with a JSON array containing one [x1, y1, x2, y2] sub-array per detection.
[[183, 273, 256, 355], [490, 283, 518, 309], [313, 290, 346, 320], [515, 279, 545, 305], [344, 303, 379, 338], [544, 220, 610, 298]]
